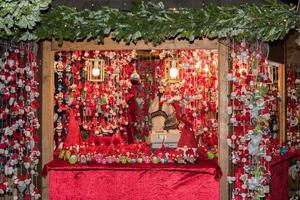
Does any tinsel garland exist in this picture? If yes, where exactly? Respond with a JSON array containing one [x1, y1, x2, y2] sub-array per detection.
[[0, 43, 41, 199], [227, 41, 278, 199]]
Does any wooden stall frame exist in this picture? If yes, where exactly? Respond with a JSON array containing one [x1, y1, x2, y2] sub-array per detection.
[[41, 38, 229, 200], [41, 41, 55, 200], [218, 42, 230, 200], [278, 63, 286, 144], [268, 61, 286, 144]]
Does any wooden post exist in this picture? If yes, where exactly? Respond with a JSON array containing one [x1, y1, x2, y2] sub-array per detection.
[[278, 63, 286, 144], [218, 42, 230, 200], [41, 41, 55, 200]]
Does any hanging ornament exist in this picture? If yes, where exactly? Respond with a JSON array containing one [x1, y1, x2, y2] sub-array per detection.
[[164, 55, 182, 82], [0, 43, 41, 198], [130, 65, 140, 85]]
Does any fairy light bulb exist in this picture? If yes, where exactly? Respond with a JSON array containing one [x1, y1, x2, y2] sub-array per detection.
[[84, 51, 89, 57], [170, 67, 178, 79], [92, 57, 100, 77], [195, 61, 201, 69], [169, 58, 178, 79], [203, 64, 209, 73], [92, 67, 100, 77]]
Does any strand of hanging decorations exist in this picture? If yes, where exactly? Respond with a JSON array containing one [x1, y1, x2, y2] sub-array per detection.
[[226, 41, 279, 199], [0, 42, 40, 199], [286, 65, 300, 149]]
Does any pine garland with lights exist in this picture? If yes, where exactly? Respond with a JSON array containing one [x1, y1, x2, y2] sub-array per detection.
[[1, 1, 300, 44]]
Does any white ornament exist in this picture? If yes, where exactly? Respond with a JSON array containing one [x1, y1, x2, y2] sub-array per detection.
[[227, 176, 236, 183], [241, 184, 247, 189], [227, 106, 233, 114], [248, 177, 260, 190], [227, 139, 232, 147], [264, 155, 272, 162], [248, 135, 262, 156]]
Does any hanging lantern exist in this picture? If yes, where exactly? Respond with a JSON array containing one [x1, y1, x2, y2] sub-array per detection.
[[130, 66, 141, 85], [267, 61, 280, 84], [87, 56, 105, 82], [164, 56, 182, 82], [270, 65, 278, 84]]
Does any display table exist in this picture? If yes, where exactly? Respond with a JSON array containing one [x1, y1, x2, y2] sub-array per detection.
[[43, 159, 222, 200], [270, 151, 300, 200]]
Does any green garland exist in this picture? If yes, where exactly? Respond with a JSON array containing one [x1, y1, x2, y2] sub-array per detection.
[[0, 0, 51, 40], [1, 1, 300, 44]]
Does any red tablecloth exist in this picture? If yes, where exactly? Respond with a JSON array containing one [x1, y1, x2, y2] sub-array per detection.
[[43, 159, 221, 200]]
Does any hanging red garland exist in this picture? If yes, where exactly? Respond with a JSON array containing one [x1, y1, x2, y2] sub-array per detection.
[[0, 43, 41, 199], [227, 41, 279, 199]]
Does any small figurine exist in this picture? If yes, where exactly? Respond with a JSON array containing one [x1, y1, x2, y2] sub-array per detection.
[[95, 154, 103, 164], [186, 149, 196, 163], [120, 155, 127, 164], [152, 156, 159, 164], [144, 156, 151, 164], [114, 155, 120, 164], [69, 154, 77, 164], [172, 101, 198, 151]]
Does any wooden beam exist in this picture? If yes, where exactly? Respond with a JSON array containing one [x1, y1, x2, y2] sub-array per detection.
[[218, 42, 230, 200], [51, 38, 218, 51], [278, 63, 286, 144], [41, 41, 55, 200]]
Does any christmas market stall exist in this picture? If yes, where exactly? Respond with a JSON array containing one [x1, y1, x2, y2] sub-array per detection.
[[41, 38, 224, 200], [0, 1, 300, 200]]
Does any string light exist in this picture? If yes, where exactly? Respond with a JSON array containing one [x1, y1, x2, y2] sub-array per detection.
[[169, 58, 178, 79], [195, 61, 201, 69], [92, 57, 100, 77], [169, 66, 178, 78]]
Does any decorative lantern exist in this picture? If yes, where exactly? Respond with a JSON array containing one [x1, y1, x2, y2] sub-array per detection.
[[86, 56, 105, 82], [267, 61, 280, 84], [271, 65, 278, 84], [130, 67, 141, 85], [164, 56, 182, 82]]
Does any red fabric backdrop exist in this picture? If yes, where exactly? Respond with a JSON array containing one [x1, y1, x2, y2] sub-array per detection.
[[44, 160, 221, 200]]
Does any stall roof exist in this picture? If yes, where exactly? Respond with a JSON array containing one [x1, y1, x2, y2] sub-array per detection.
[[51, 0, 298, 10]]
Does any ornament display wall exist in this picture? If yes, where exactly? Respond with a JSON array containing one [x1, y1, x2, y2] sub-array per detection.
[[53, 49, 219, 158], [54, 50, 134, 150], [158, 49, 219, 156], [226, 41, 280, 199], [0, 43, 40, 199]]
